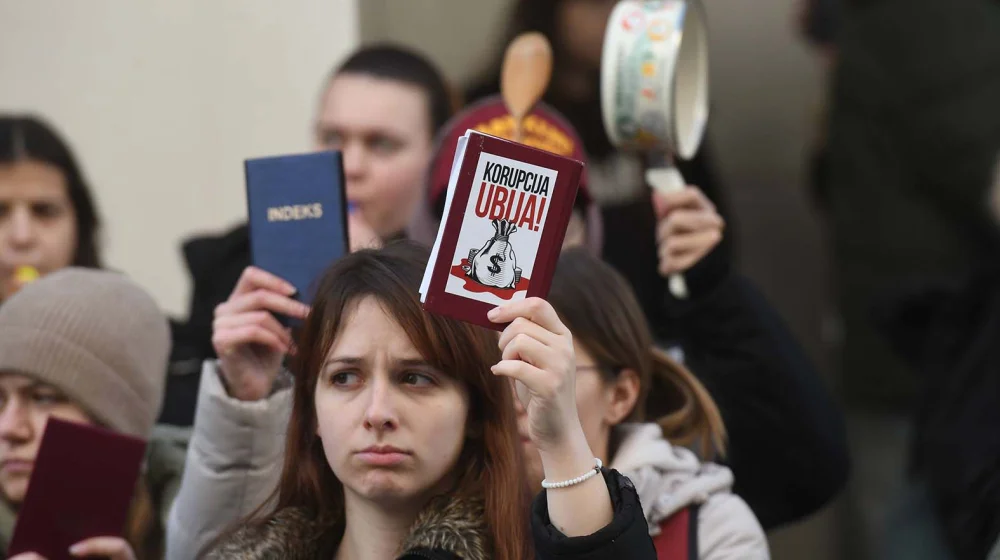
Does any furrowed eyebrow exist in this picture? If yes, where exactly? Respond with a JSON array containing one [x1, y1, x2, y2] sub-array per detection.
[[321, 357, 438, 371], [396, 359, 433, 368], [322, 357, 363, 371]]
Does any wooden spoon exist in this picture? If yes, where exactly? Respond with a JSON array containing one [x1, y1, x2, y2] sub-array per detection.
[[501, 32, 553, 143]]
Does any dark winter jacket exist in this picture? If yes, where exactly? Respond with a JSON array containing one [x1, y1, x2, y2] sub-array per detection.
[[648, 245, 848, 529], [162, 225, 250, 426]]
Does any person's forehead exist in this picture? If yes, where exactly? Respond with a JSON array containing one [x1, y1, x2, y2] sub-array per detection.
[[0, 161, 68, 194], [327, 297, 422, 358], [316, 75, 429, 136], [0, 372, 46, 389]]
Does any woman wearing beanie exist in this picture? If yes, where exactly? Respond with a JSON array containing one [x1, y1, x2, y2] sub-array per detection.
[[0, 268, 176, 559]]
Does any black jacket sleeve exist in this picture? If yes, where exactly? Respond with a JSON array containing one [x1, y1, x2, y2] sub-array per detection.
[[531, 469, 656, 560], [659, 249, 850, 530], [160, 225, 251, 427]]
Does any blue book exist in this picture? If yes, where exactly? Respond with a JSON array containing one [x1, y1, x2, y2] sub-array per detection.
[[245, 151, 347, 308]]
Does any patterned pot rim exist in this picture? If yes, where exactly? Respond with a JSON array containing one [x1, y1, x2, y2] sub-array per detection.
[[600, 0, 710, 159]]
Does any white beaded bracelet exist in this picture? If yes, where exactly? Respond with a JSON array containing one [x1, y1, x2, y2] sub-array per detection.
[[541, 458, 603, 489]]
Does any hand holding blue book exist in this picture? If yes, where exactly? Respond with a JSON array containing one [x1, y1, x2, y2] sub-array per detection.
[[245, 151, 348, 308]]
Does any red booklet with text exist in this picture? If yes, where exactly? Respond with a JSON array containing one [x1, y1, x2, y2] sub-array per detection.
[[420, 130, 584, 330]]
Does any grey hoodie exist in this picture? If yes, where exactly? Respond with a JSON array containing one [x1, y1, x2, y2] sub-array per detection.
[[611, 423, 770, 559]]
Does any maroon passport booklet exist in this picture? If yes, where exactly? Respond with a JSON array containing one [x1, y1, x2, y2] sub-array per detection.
[[420, 130, 583, 330], [7, 418, 146, 559]]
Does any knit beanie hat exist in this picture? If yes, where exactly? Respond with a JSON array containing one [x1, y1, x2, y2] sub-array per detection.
[[0, 268, 169, 439]]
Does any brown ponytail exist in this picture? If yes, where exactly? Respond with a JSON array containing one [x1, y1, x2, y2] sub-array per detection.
[[647, 348, 726, 458]]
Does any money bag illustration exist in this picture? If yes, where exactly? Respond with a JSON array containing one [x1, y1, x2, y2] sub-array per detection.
[[464, 219, 522, 289]]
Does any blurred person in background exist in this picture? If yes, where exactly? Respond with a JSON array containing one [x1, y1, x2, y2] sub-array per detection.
[[466, 0, 736, 310], [877, 149, 1000, 560], [813, 0, 1000, 557], [798, 0, 840, 61], [164, 44, 456, 426], [0, 268, 182, 559], [0, 115, 102, 302]]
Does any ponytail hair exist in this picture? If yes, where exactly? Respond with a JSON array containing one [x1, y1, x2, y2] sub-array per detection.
[[549, 249, 727, 459], [647, 348, 726, 458]]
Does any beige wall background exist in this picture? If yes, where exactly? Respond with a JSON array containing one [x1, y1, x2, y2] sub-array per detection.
[[0, 0, 359, 316], [361, 0, 838, 558]]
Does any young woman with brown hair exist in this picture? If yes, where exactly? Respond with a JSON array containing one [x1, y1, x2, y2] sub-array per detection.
[[538, 249, 769, 559], [205, 242, 657, 559]]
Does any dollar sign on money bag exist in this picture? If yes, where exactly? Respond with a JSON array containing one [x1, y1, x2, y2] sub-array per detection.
[[488, 253, 504, 275], [466, 219, 521, 289]]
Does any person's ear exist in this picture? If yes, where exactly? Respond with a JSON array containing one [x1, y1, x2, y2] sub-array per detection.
[[604, 368, 641, 425]]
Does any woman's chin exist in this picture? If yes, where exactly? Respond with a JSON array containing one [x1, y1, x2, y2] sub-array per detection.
[[349, 471, 421, 503], [0, 477, 27, 505]]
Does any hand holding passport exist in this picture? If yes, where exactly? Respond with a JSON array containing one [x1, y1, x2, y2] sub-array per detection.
[[7, 419, 146, 560], [212, 266, 307, 401]]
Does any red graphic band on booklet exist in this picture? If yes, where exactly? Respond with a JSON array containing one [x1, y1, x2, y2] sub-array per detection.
[[450, 259, 530, 300]]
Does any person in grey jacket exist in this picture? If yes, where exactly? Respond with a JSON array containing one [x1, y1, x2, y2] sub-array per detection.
[[165, 262, 300, 556], [165, 359, 290, 557]]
